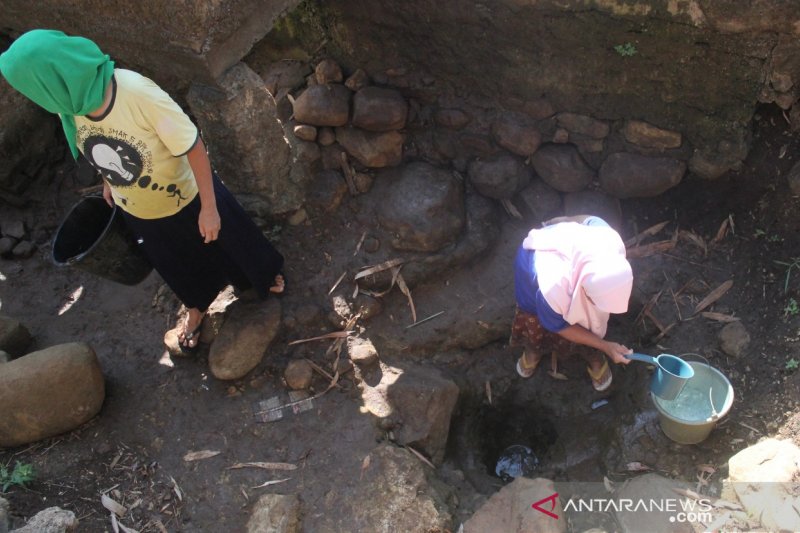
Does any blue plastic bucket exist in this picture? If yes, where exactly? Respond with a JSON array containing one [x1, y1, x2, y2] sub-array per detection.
[[627, 353, 695, 401]]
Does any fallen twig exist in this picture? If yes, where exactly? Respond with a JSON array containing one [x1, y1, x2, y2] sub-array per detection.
[[405, 446, 435, 469], [328, 272, 347, 295], [183, 450, 220, 462], [228, 462, 297, 471], [404, 311, 444, 329], [288, 331, 352, 345], [251, 478, 291, 489]]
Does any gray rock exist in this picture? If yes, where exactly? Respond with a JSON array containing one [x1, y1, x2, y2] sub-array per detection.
[[726, 439, 800, 533], [292, 84, 351, 127], [353, 172, 373, 194], [688, 149, 732, 180], [516, 178, 562, 222], [344, 68, 369, 92], [2, 220, 25, 240], [531, 143, 595, 192], [347, 337, 379, 366], [336, 127, 404, 168], [434, 108, 471, 130], [0, 84, 58, 196], [614, 474, 694, 533], [208, 298, 282, 380], [491, 112, 542, 157], [352, 87, 408, 132], [293, 139, 321, 163], [377, 162, 465, 252], [0, 315, 32, 357], [360, 365, 458, 464], [317, 127, 336, 146], [563, 189, 622, 231], [522, 99, 556, 120], [246, 493, 301, 533], [557, 112, 609, 139], [353, 294, 383, 320], [313, 444, 453, 531], [0, 237, 16, 256], [292, 124, 317, 141], [306, 170, 348, 214], [622, 120, 682, 149], [11, 241, 36, 259], [314, 58, 343, 85], [284, 360, 313, 390], [0, 351, 9, 364], [468, 153, 532, 199], [464, 477, 564, 533], [718, 320, 750, 358], [10, 506, 77, 533], [460, 133, 498, 158], [320, 143, 347, 170], [599, 152, 686, 198], [258, 60, 310, 97], [186, 63, 298, 216], [0, 343, 104, 448]]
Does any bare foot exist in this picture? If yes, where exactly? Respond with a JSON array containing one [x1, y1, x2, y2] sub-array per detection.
[[269, 274, 285, 294], [177, 308, 205, 350]]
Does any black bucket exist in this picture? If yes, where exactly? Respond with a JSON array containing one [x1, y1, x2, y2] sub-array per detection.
[[52, 197, 152, 285]]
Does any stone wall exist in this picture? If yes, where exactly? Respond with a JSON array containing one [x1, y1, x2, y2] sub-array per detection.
[[3, 0, 800, 216]]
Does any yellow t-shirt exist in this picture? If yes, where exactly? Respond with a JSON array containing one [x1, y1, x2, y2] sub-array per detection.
[[75, 69, 199, 219]]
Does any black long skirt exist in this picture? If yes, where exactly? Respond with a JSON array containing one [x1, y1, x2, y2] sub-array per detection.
[[121, 175, 284, 311]]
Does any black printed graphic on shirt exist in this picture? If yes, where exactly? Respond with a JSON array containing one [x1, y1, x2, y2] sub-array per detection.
[[77, 127, 189, 207]]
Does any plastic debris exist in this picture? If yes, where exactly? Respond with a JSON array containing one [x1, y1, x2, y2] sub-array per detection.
[[253, 391, 314, 423], [495, 444, 539, 482]]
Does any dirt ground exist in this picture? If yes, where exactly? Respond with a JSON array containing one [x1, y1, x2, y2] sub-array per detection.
[[2, 103, 800, 532]]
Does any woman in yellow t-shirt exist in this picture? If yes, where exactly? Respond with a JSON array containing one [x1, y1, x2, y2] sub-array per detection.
[[0, 29, 285, 351]]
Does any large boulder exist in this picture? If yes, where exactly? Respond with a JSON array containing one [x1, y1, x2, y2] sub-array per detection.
[[531, 144, 594, 193], [491, 112, 542, 157], [377, 162, 465, 252], [10, 506, 77, 533], [2, 1, 304, 91], [313, 444, 454, 532], [467, 153, 532, 200], [246, 493, 301, 533], [208, 298, 282, 380], [599, 152, 686, 198], [335, 127, 404, 168], [464, 477, 564, 533], [186, 63, 299, 216], [359, 364, 459, 465], [352, 87, 408, 131], [0, 343, 104, 447], [292, 84, 351, 127]]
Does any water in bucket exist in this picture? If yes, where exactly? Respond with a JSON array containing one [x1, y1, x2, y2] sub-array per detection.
[[656, 386, 715, 421]]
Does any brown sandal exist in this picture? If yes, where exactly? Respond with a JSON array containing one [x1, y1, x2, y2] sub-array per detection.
[[587, 359, 612, 391], [516, 350, 542, 378]]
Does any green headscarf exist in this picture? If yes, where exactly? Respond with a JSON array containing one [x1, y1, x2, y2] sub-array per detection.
[[0, 29, 115, 160]]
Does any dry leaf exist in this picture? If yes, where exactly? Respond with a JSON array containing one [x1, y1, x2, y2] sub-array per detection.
[[170, 476, 183, 501], [182, 450, 221, 462], [328, 271, 347, 295], [396, 274, 417, 323], [228, 461, 299, 471], [712, 217, 729, 244], [360, 454, 371, 480], [624, 221, 670, 247], [288, 331, 351, 346], [405, 446, 435, 469], [626, 239, 676, 259], [354, 258, 405, 280], [251, 478, 291, 489], [353, 231, 367, 256], [485, 381, 492, 405], [603, 476, 615, 493], [101, 493, 127, 517], [701, 311, 740, 323], [679, 230, 707, 255], [625, 461, 651, 472], [500, 198, 523, 219], [547, 370, 568, 380], [694, 279, 734, 314]]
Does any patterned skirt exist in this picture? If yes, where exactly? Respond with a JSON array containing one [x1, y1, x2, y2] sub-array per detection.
[[509, 306, 574, 357]]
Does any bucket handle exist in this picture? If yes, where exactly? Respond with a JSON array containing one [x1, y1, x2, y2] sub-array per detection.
[[679, 352, 710, 366], [681, 353, 721, 420]]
